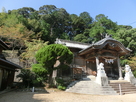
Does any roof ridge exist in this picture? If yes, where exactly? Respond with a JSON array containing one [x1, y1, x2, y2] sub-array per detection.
[[56, 38, 90, 45]]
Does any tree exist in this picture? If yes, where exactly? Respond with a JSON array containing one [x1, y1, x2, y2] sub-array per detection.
[[69, 14, 85, 39], [89, 14, 117, 41], [32, 64, 48, 83], [74, 34, 89, 43], [17, 7, 36, 18], [79, 12, 93, 28], [16, 69, 36, 88], [0, 12, 8, 26], [114, 28, 136, 55], [0, 24, 34, 50], [35, 44, 73, 84], [128, 56, 136, 70], [39, 5, 70, 43], [20, 39, 48, 68], [39, 5, 57, 15]]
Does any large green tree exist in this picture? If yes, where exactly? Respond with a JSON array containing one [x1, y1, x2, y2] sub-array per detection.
[[35, 44, 73, 84], [89, 14, 117, 42], [79, 12, 93, 28], [114, 28, 136, 55], [39, 5, 70, 43]]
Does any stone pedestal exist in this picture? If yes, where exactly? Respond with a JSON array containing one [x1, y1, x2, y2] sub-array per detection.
[[118, 77, 124, 80]]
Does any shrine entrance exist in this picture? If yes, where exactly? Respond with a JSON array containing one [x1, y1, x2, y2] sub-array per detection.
[[79, 35, 131, 80]]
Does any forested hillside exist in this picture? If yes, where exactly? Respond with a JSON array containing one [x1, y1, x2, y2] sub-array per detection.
[[1, 5, 136, 69]]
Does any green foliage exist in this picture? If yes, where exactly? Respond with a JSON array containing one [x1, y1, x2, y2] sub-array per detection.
[[32, 64, 48, 82], [133, 70, 136, 77], [56, 78, 65, 85], [114, 28, 136, 54], [73, 33, 90, 43], [89, 14, 117, 41], [120, 59, 129, 66], [20, 39, 48, 67], [56, 78, 66, 90], [79, 12, 93, 27], [57, 85, 66, 90], [36, 44, 73, 67], [35, 44, 73, 84], [16, 69, 36, 88], [128, 57, 136, 70]]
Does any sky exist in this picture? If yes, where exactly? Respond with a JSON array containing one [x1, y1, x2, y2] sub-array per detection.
[[1, 0, 136, 28]]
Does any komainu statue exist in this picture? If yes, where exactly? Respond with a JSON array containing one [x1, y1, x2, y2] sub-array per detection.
[[124, 65, 136, 85], [97, 63, 107, 77], [96, 63, 108, 86]]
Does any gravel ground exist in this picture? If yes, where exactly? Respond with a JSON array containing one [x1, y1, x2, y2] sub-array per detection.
[[0, 89, 136, 102]]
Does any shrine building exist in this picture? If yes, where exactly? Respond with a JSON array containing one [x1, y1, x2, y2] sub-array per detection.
[[55, 35, 131, 80]]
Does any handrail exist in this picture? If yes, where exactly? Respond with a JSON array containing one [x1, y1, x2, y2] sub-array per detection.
[[119, 84, 122, 95]]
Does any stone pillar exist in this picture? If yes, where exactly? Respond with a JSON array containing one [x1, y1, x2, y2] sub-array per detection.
[[117, 56, 123, 80]]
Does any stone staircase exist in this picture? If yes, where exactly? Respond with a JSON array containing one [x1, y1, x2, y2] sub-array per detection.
[[109, 80, 136, 94], [66, 75, 118, 95]]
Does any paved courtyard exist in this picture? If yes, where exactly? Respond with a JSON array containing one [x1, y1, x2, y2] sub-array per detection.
[[0, 89, 136, 102]]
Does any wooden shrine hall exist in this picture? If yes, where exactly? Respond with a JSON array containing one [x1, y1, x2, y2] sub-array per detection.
[[55, 35, 131, 80], [79, 35, 131, 80]]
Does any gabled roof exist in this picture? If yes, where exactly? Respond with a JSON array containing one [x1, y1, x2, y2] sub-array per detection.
[[0, 39, 21, 69], [0, 58, 22, 69], [79, 35, 131, 56], [0, 39, 9, 50], [55, 38, 90, 49]]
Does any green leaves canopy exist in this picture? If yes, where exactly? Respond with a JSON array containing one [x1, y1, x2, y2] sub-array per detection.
[[89, 14, 117, 41], [36, 44, 73, 68], [35, 44, 73, 84]]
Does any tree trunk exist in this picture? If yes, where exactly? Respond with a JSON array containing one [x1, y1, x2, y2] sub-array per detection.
[[48, 70, 53, 85]]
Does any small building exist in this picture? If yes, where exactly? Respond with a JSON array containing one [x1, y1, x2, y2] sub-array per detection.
[[0, 39, 22, 91], [55, 35, 131, 80]]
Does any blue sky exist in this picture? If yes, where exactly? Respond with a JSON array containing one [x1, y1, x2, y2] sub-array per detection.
[[1, 0, 136, 28]]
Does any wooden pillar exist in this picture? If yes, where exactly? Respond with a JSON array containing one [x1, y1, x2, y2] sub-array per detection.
[[0, 69, 3, 90], [117, 56, 123, 80], [85, 61, 87, 74], [95, 56, 99, 71]]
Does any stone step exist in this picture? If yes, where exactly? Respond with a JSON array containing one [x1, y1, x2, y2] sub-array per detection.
[[120, 91, 136, 94], [110, 85, 135, 88], [109, 80, 136, 94], [67, 90, 118, 95], [110, 80, 128, 83], [117, 90, 136, 92], [66, 76, 118, 95]]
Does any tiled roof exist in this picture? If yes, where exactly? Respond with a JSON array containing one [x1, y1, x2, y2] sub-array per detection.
[[55, 38, 90, 49], [79, 35, 132, 53]]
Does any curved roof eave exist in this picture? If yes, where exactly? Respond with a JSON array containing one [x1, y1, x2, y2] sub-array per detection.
[[79, 36, 132, 55]]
